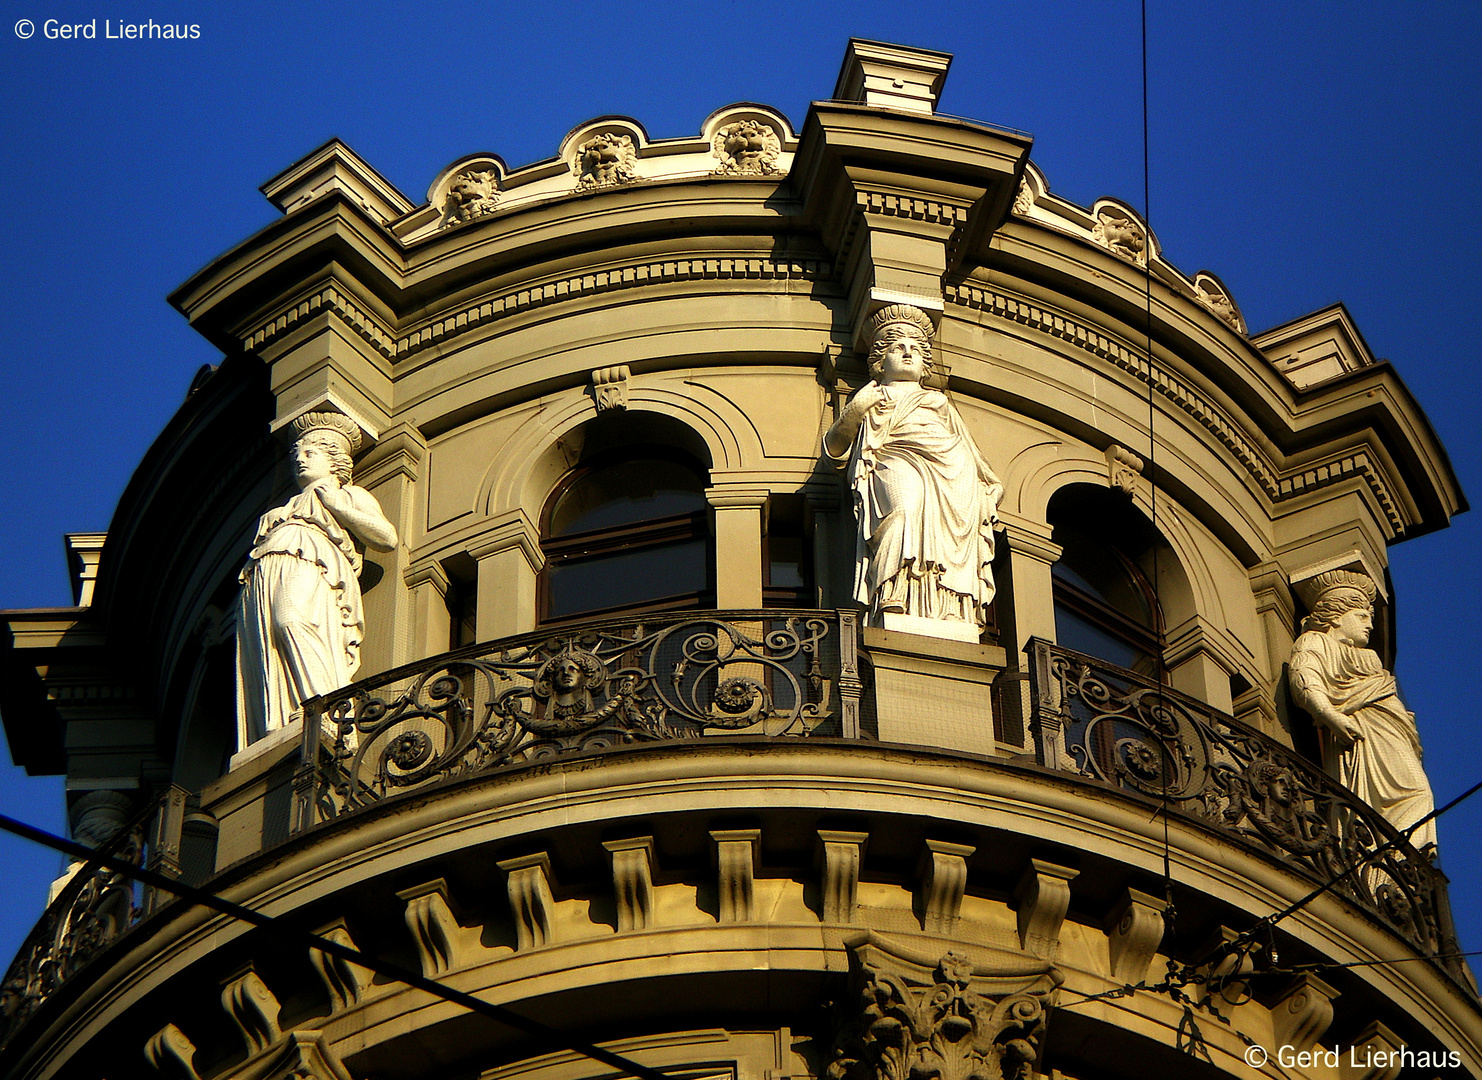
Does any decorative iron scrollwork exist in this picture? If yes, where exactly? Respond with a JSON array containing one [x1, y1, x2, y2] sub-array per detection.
[[300, 611, 844, 820], [0, 819, 147, 1045], [1025, 640, 1455, 970]]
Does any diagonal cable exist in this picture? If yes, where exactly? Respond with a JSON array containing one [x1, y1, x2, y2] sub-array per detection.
[[0, 813, 672, 1080]]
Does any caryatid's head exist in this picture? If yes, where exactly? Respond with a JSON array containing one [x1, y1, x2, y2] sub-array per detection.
[[867, 304, 935, 385], [289, 411, 360, 488], [1296, 570, 1378, 647]]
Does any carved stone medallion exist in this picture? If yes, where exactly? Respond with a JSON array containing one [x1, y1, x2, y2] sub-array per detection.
[[573, 133, 639, 190], [712, 119, 783, 176]]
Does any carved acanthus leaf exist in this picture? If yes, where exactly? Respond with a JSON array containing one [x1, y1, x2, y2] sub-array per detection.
[[828, 941, 1061, 1080]]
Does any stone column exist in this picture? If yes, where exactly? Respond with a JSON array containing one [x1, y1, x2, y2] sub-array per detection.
[[707, 485, 768, 610], [472, 510, 543, 642]]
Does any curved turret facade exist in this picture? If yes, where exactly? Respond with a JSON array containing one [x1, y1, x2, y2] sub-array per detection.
[[2, 38, 1474, 1080]]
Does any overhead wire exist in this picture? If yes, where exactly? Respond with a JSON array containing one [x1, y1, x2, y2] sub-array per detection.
[[1130, 0, 1476, 1022], [1138, 0, 1176, 934], [0, 813, 674, 1080]]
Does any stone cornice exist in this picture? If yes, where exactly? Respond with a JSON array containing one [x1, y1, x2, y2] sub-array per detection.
[[241, 282, 397, 360], [947, 282, 1407, 534], [239, 255, 834, 368]]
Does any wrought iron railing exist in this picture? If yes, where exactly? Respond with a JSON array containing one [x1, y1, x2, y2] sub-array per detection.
[[0, 787, 190, 1047], [293, 609, 862, 829], [1024, 638, 1459, 972]]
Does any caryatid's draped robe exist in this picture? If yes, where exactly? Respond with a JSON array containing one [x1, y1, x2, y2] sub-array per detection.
[[1289, 630, 1437, 851], [236, 486, 367, 745], [832, 381, 1004, 629]]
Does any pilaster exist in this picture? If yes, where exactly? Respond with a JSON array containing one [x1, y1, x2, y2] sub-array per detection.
[[707, 485, 768, 609], [472, 509, 543, 641]]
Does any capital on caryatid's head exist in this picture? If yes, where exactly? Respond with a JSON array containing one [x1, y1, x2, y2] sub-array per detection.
[[870, 303, 934, 342], [1295, 569, 1377, 634], [290, 410, 362, 454]]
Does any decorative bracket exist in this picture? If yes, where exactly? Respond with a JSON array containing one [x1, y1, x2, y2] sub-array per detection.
[[1103, 887, 1166, 984], [1344, 1020, 1404, 1080], [1271, 973, 1338, 1053], [396, 878, 465, 976], [1197, 926, 1256, 1011], [711, 828, 761, 923], [602, 837, 656, 933], [144, 1023, 202, 1080], [220, 965, 281, 1055], [592, 365, 630, 411], [817, 830, 869, 924], [1105, 444, 1143, 495], [309, 918, 371, 1013], [1013, 860, 1079, 959], [917, 839, 975, 933], [499, 852, 557, 950]]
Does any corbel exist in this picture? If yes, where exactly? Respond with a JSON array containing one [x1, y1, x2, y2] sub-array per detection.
[[1344, 1020, 1403, 1080], [143, 1023, 201, 1080], [309, 918, 371, 1013], [1103, 887, 1167, 983], [602, 836, 656, 932], [592, 365, 631, 411], [816, 830, 869, 923], [710, 828, 761, 923], [220, 964, 282, 1055], [1271, 973, 1338, 1053], [1197, 926, 1256, 1011], [498, 852, 556, 950], [1014, 859, 1080, 959], [395, 878, 465, 976], [917, 839, 975, 933]]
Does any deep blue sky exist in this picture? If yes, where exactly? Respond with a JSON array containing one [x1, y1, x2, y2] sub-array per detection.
[[2, 1, 1479, 975]]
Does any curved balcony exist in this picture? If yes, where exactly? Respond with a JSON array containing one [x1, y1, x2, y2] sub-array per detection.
[[292, 609, 860, 826], [1024, 638, 1459, 977], [0, 610, 1462, 1056]]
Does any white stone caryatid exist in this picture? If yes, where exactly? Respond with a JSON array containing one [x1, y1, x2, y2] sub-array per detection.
[[235, 412, 397, 749], [825, 304, 1003, 642], [1288, 570, 1437, 852]]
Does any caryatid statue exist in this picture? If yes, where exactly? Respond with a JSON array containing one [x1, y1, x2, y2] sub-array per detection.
[[825, 305, 1004, 639], [1288, 570, 1437, 852], [236, 412, 397, 748]]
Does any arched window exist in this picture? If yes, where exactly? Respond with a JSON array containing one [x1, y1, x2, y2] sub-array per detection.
[[1049, 486, 1164, 677], [540, 451, 713, 622]]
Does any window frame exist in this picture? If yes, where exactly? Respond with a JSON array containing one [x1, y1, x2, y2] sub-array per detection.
[[537, 449, 714, 625]]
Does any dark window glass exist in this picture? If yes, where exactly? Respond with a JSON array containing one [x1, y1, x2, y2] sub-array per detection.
[[1051, 522, 1162, 677], [541, 454, 712, 622], [546, 537, 708, 619], [549, 459, 706, 536]]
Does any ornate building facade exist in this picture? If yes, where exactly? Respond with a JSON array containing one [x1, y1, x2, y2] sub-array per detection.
[[2, 38, 1476, 1080]]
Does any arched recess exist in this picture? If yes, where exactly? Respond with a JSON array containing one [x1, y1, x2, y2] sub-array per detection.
[[535, 412, 716, 622], [478, 385, 760, 521], [1046, 483, 1177, 679], [1012, 451, 1220, 636]]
